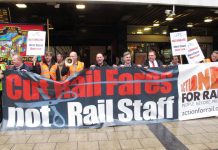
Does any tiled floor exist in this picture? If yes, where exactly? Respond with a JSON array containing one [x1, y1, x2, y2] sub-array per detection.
[[0, 117, 218, 150]]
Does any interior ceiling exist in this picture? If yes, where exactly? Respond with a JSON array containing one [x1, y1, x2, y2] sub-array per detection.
[[1, 3, 218, 45]]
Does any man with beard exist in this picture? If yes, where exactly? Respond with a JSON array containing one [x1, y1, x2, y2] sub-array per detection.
[[56, 53, 65, 81], [32, 51, 58, 80]]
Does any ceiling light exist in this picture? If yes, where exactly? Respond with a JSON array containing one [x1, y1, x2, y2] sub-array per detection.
[[137, 30, 143, 34], [162, 31, 167, 34], [137, 31, 143, 34], [144, 27, 151, 31], [153, 21, 160, 27], [54, 4, 60, 8], [16, 4, 27, 8], [76, 4, 85, 9], [172, 28, 178, 31], [187, 23, 193, 28], [204, 17, 213, 22], [166, 15, 174, 21]]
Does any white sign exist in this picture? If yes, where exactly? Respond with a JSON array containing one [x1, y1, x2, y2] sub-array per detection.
[[178, 63, 218, 120], [26, 31, 46, 56], [186, 39, 205, 63], [170, 31, 187, 56]]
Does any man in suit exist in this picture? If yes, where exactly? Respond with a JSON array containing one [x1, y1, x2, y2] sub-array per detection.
[[144, 50, 163, 68], [11, 54, 31, 71]]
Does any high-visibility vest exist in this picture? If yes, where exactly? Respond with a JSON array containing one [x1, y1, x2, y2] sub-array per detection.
[[40, 62, 57, 80], [0, 63, 6, 91], [69, 61, 84, 76], [62, 61, 84, 80], [203, 58, 211, 63]]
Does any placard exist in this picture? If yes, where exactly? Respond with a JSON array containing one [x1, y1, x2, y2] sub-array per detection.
[[186, 39, 205, 63], [170, 31, 187, 56], [26, 31, 46, 56]]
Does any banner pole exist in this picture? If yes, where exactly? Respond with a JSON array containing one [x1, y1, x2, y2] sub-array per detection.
[[47, 18, 50, 52], [180, 55, 183, 64]]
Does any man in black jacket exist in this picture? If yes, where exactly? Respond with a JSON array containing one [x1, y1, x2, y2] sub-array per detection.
[[144, 50, 163, 68], [90, 53, 108, 68]]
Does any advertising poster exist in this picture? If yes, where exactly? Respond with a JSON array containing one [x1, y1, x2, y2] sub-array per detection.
[[0, 24, 44, 64]]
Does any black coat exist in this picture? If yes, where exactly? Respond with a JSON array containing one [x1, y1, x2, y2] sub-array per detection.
[[10, 63, 31, 71], [95, 61, 108, 67]]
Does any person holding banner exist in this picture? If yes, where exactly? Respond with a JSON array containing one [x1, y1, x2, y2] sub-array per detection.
[[61, 51, 84, 79], [169, 56, 180, 66], [0, 54, 31, 121], [90, 53, 108, 68], [10, 54, 31, 71], [56, 53, 65, 81], [202, 50, 218, 63], [0, 63, 6, 122], [113, 51, 141, 68], [0, 54, 31, 98], [120, 51, 136, 67], [32, 51, 58, 81], [144, 50, 163, 68]]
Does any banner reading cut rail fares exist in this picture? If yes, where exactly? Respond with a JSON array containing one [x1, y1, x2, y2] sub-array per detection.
[[178, 63, 218, 120], [2, 66, 179, 129], [2, 63, 218, 129]]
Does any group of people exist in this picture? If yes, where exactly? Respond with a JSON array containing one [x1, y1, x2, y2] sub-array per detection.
[[1, 49, 218, 82], [30, 51, 85, 81]]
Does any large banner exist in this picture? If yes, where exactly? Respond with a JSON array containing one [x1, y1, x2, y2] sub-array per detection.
[[178, 63, 218, 120], [2, 66, 179, 129]]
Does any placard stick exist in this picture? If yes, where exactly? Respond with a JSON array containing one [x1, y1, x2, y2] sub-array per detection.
[[180, 55, 183, 64], [47, 18, 50, 52]]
